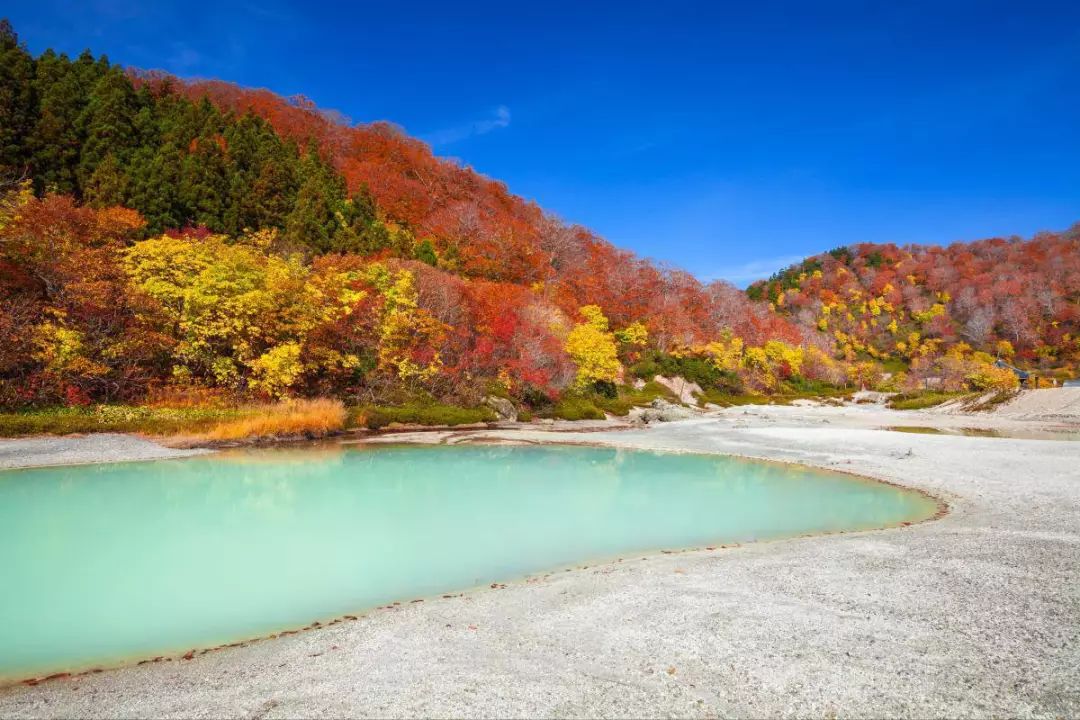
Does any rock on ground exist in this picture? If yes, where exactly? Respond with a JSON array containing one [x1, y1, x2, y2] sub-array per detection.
[[483, 396, 518, 422], [653, 374, 704, 405]]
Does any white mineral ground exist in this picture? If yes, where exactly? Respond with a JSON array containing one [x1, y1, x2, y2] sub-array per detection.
[[1, 391, 1078, 718]]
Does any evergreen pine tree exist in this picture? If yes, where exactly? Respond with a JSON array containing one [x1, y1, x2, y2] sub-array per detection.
[[127, 142, 183, 234], [178, 133, 229, 230], [29, 49, 106, 195], [0, 20, 37, 180], [83, 151, 129, 207], [221, 113, 300, 233], [78, 66, 140, 191], [2, 21, 394, 247], [123, 102, 177, 232], [284, 149, 344, 251], [331, 185, 392, 254], [414, 238, 438, 266], [248, 147, 299, 230], [29, 50, 82, 194]]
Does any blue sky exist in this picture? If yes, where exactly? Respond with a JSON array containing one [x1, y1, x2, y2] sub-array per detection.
[[6, 0, 1080, 285]]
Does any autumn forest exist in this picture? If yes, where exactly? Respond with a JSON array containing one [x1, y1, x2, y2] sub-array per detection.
[[1, 20, 1078, 423]]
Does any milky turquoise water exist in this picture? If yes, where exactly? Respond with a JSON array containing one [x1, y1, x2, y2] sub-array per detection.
[[0, 443, 937, 680]]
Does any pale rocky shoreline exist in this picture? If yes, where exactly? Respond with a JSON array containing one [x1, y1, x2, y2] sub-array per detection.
[[0, 433, 207, 470], [0, 400, 1077, 718]]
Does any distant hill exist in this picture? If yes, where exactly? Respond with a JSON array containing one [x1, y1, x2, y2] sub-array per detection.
[[747, 230, 1080, 365]]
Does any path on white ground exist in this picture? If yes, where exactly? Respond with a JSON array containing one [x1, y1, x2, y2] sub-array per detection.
[[1, 407, 1078, 719], [991, 386, 1080, 422]]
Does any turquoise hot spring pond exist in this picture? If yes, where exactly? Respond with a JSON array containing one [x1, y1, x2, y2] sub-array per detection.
[[0, 443, 938, 681]]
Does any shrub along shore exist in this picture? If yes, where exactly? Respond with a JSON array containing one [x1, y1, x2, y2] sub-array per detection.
[[0, 383, 1017, 443]]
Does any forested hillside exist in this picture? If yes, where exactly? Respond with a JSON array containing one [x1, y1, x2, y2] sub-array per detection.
[[1, 19, 1076, 419], [748, 233, 1080, 374]]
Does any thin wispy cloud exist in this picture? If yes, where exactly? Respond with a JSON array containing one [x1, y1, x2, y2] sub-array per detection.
[[90, 0, 144, 21], [423, 105, 511, 147], [167, 42, 202, 71], [707, 253, 806, 287], [240, 2, 294, 23]]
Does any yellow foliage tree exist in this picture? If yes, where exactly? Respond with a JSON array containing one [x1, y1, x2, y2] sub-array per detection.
[[701, 333, 744, 373], [762, 340, 803, 377], [912, 303, 946, 324], [965, 364, 1019, 391], [565, 305, 621, 389], [125, 233, 335, 394], [32, 317, 110, 381], [0, 180, 34, 231], [363, 265, 447, 382], [847, 361, 882, 389], [614, 321, 649, 347], [741, 346, 775, 391], [248, 342, 304, 399]]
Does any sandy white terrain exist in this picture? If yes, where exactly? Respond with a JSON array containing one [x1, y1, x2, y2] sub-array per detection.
[[0, 398, 1077, 718], [969, 385, 1080, 422], [0, 433, 206, 469]]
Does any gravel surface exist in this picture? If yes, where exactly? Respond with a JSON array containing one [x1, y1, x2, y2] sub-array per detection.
[[1, 407, 1078, 718], [0, 433, 206, 469]]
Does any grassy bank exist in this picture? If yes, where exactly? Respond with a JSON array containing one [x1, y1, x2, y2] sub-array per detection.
[[0, 381, 867, 440], [536, 381, 677, 421], [351, 403, 497, 429], [0, 400, 348, 441], [0, 405, 251, 437], [696, 388, 852, 408], [0, 399, 496, 438], [887, 391, 969, 410], [885, 389, 1024, 411]]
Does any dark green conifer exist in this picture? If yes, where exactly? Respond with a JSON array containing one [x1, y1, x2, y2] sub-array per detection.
[[127, 142, 183, 235], [83, 151, 129, 207], [414, 238, 438, 266], [1, 20, 399, 247], [29, 50, 82, 194], [78, 66, 140, 190], [0, 20, 37, 180], [331, 186, 392, 254], [178, 133, 229, 230], [222, 113, 300, 233], [284, 149, 344, 251]]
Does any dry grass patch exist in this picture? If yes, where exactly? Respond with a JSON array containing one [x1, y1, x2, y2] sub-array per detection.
[[172, 399, 347, 445]]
